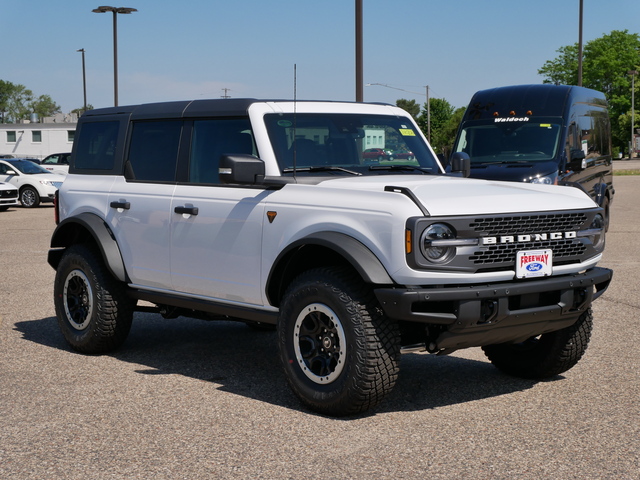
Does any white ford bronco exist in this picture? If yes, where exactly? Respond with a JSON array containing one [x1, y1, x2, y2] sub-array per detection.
[[49, 99, 612, 416]]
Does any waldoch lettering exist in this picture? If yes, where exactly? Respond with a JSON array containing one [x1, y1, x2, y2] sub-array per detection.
[[520, 253, 550, 267], [481, 231, 577, 245], [494, 117, 530, 123]]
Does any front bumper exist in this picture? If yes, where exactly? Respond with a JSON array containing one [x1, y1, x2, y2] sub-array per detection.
[[375, 267, 612, 350]]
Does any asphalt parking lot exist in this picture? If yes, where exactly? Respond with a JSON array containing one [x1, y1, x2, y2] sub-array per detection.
[[1, 177, 638, 480]]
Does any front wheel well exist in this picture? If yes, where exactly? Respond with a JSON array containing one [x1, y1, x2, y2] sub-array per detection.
[[267, 244, 359, 308]]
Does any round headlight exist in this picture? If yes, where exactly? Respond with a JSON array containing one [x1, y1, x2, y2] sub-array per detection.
[[420, 223, 456, 264]]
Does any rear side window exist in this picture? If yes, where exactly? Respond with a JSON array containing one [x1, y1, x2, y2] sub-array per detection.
[[75, 121, 119, 170], [127, 120, 182, 182]]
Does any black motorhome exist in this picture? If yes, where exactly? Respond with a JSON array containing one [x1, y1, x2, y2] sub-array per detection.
[[451, 84, 614, 227]]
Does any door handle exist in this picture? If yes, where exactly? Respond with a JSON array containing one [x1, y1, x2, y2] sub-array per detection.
[[110, 200, 130, 210], [174, 206, 199, 216]]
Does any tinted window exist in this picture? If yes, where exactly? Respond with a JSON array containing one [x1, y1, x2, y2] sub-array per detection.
[[454, 120, 562, 163], [127, 120, 182, 182], [188, 118, 255, 184], [75, 121, 119, 170]]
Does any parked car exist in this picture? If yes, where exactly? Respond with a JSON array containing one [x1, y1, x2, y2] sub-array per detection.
[[0, 181, 19, 211], [13, 157, 42, 164], [392, 149, 415, 160], [0, 159, 65, 207], [41, 153, 71, 175], [362, 148, 393, 161]]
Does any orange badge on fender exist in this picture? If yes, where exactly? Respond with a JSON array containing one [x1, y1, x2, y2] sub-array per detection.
[[267, 211, 277, 223]]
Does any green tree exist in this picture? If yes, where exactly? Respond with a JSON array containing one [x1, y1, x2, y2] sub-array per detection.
[[0, 80, 17, 123], [30, 94, 61, 119], [538, 30, 640, 152], [395, 99, 420, 119], [416, 97, 460, 154], [5, 83, 33, 122], [71, 104, 94, 117]]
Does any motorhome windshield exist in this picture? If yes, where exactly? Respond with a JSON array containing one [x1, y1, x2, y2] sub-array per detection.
[[454, 119, 562, 164], [264, 113, 440, 175]]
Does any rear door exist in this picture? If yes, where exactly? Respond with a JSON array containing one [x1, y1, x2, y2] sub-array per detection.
[[106, 120, 181, 289]]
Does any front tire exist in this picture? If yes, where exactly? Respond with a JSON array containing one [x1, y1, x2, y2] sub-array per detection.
[[482, 308, 593, 379], [278, 267, 400, 416], [20, 186, 40, 208], [53, 244, 134, 354]]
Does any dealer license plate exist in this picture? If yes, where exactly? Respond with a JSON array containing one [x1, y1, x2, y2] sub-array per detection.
[[516, 249, 553, 279]]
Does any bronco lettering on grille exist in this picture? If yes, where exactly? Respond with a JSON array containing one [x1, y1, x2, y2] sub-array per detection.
[[481, 231, 577, 245]]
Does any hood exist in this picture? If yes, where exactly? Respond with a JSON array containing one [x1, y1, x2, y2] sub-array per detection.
[[467, 160, 558, 182], [32, 172, 66, 182], [318, 175, 596, 216]]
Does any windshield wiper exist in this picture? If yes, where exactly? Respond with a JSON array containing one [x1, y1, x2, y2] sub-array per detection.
[[369, 165, 432, 174], [283, 166, 361, 176]]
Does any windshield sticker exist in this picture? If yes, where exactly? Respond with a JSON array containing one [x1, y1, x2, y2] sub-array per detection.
[[399, 128, 416, 136], [540, 124, 551, 128], [277, 120, 293, 127], [494, 117, 530, 123]]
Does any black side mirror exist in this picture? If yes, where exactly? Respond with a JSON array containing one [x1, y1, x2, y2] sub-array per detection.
[[569, 149, 587, 171], [449, 152, 471, 178], [219, 154, 265, 185]]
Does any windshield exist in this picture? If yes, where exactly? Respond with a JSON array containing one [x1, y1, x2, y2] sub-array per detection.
[[7, 160, 51, 174], [264, 113, 440, 176], [454, 120, 562, 164]]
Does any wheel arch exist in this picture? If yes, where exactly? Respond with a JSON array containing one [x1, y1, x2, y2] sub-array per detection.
[[266, 231, 393, 307], [48, 213, 129, 283]]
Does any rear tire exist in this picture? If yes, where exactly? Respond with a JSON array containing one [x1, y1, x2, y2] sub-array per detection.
[[482, 308, 593, 379], [53, 244, 134, 354], [278, 267, 400, 416]]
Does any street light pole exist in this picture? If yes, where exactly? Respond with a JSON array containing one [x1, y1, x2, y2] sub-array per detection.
[[77, 48, 87, 113], [355, 0, 363, 102], [92, 6, 137, 107], [629, 70, 638, 158]]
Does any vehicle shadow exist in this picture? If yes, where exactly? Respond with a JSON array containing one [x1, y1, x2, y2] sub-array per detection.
[[16, 313, 546, 416]]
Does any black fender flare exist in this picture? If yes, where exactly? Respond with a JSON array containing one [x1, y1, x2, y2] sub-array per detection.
[[48, 212, 128, 283], [267, 231, 394, 304]]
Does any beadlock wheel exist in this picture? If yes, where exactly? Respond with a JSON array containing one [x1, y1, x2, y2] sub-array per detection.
[[293, 302, 347, 384], [62, 269, 94, 331]]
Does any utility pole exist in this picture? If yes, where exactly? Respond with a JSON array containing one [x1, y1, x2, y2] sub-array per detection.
[[630, 70, 638, 158], [355, 0, 363, 102], [77, 48, 87, 113], [425, 85, 431, 142], [221, 88, 231, 99], [578, 0, 583, 86]]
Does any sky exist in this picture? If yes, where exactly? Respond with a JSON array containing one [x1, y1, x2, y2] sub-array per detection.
[[2, 0, 640, 114]]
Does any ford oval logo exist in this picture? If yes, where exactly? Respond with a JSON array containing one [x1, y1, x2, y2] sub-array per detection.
[[526, 263, 544, 272]]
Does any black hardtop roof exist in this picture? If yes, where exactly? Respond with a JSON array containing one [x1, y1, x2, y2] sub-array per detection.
[[463, 84, 607, 121], [81, 98, 390, 120]]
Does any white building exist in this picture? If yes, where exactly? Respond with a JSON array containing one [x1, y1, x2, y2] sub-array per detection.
[[0, 113, 77, 160]]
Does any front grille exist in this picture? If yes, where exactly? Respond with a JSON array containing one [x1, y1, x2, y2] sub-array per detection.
[[470, 213, 588, 235], [0, 189, 18, 199], [470, 239, 586, 266], [467, 212, 590, 268]]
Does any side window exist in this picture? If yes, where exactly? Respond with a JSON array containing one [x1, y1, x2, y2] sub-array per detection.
[[75, 121, 120, 170], [127, 120, 182, 182], [188, 118, 255, 184], [42, 155, 58, 165], [590, 110, 611, 158]]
